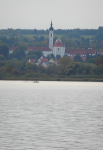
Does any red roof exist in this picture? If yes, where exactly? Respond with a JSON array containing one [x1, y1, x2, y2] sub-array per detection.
[[98, 51, 103, 55], [28, 47, 52, 51], [65, 49, 95, 55], [53, 40, 64, 47], [9, 46, 17, 51], [9, 47, 52, 52], [81, 57, 86, 61], [29, 59, 35, 63], [71, 56, 74, 60], [41, 58, 48, 62]]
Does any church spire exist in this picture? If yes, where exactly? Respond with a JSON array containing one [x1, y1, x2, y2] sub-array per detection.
[[49, 20, 53, 31], [51, 20, 52, 27]]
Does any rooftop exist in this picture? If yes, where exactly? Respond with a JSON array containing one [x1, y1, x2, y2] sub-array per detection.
[[29, 59, 36, 63], [40, 58, 48, 62], [28, 47, 52, 51], [53, 39, 65, 47], [65, 49, 95, 55]]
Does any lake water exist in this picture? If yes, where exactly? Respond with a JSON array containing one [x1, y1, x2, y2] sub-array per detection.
[[0, 81, 103, 150]]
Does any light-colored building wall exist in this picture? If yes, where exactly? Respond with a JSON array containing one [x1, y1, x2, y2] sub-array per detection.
[[43, 51, 52, 57], [53, 47, 65, 57], [9, 50, 14, 54]]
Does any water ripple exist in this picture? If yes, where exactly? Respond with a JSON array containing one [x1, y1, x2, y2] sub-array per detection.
[[0, 81, 103, 150]]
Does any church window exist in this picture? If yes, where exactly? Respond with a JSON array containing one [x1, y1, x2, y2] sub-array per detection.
[[58, 48, 59, 50], [51, 34, 52, 37]]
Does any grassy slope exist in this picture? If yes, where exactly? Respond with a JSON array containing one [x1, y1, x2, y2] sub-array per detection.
[[80, 35, 95, 39], [20, 34, 95, 40], [6, 33, 95, 41], [22, 34, 62, 39]]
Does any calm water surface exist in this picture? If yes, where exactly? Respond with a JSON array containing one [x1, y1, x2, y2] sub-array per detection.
[[0, 81, 103, 150]]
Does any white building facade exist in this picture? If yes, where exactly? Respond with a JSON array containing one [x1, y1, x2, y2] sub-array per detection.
[[43, 50, 52, 57], [52, 39, 65, 57]]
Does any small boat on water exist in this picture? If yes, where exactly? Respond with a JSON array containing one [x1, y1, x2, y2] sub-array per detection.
[[33, 81, 39, 83]]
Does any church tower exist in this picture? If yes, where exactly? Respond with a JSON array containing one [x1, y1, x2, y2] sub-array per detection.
[[49, 21, 53, 50]]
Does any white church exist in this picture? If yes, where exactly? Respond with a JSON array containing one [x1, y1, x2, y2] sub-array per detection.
[[48, 21, 96, 58], [49, 21, 65, 57], [9, 21, 96, 58]]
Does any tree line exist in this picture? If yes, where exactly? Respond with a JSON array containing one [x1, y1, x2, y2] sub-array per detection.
[[0, 27, 102, 38], [0, 56, 103, 79]]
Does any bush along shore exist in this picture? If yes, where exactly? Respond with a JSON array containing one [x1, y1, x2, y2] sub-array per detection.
[[0, 55, 103, 82]]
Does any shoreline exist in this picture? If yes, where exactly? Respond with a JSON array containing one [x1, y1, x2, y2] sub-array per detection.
[[0, 77, 103, 82]]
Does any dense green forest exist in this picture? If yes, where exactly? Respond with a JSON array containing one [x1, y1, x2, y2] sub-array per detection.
[[0, 27, 103, 50], [0, 27, 103, 81]]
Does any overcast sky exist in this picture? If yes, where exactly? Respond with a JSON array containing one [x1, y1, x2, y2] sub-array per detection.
[[0, 0, 103, 30]]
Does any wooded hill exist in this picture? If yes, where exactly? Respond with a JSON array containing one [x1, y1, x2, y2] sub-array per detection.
[[0, 27, 103, 81], [0, 27, 103, 39], [0, 27, 103, 50]]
